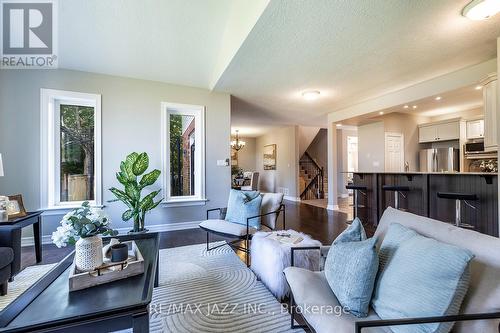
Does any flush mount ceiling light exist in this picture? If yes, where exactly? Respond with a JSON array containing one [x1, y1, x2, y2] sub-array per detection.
[[302, 90, 321, 100], [462, 0, 500, 20]]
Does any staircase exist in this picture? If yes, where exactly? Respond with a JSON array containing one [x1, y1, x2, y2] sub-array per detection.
[[299, 152, 326, 200]]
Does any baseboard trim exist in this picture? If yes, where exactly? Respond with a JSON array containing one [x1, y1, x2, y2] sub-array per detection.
[[326, 204, 339, 211], [21, 220, 201, 247], [284, 196, 301, 202]]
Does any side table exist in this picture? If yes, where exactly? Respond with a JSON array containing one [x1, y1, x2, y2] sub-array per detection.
[[250, 229, 321, 300], [0, 211, 43, 279]]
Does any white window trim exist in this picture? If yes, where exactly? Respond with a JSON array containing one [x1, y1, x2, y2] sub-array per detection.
[[161, 102, 206, 207], [40, 89, 102, 211]]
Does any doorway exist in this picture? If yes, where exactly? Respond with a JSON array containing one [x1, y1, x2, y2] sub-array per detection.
[[385, 132, 404, 172]]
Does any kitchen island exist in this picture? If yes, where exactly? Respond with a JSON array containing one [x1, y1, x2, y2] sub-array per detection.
[[349, 171, 498, 237]]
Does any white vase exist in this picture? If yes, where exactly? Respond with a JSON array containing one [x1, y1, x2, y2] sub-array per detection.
[[75, 235, 103, 271]]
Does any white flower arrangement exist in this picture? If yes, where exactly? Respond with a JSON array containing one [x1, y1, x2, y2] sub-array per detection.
[[52, 201, 118, 248]]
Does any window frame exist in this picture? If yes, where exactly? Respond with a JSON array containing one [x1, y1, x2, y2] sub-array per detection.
[[40, 89, 102, 211], [161, 102, 206, 207]]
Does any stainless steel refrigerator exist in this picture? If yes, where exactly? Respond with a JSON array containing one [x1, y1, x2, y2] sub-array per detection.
[[419, 148, 459, 172]]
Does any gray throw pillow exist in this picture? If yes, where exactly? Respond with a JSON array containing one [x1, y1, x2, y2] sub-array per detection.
[[324, 218, 379, 317]]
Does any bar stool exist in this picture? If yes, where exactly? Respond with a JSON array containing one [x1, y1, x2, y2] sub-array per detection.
[[345, 184, 367, 223], [382, 185, 410, 211], [437, 192, 478, 229]]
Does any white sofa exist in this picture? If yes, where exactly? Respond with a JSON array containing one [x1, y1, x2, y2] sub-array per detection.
[[284, 207, 500, 333]]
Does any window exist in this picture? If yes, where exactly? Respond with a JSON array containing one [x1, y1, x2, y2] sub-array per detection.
[[41, 89, 102, 210], [161, 103, 206, 206]]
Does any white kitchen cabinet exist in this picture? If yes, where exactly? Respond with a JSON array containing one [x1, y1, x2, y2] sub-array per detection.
[[466, 119, 484, 139], [419, 120, 460, 143], [482, 74, 497, 152]]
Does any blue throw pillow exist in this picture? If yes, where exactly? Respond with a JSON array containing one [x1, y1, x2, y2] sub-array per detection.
[[324, 218, 379, 317], [372, 223, 474, 333], [225, 190, 262, 229]]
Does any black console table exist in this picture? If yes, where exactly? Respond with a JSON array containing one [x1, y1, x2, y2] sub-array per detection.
[[0, 211, 43, 278]]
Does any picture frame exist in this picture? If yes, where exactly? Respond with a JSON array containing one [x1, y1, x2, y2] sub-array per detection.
[[263, 144, 277, 170], [7, 194, 27, 218]]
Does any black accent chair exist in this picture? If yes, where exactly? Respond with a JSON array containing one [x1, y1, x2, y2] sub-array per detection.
[[199, 193, 285, 266], [0, 247, 14, 295], [437, 192, 478, 229], [382, 185, 410, 210]]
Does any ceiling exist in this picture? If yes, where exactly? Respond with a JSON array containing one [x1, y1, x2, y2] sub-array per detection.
[[219, 0, 499, 134], [58, 0, 268, 89], [57, 1, 500, 137], [340, 84, 484, 126]]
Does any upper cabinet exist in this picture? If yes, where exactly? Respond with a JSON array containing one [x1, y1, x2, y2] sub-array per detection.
[[419, 119, 460, 143], [466, 119, 484, 139], [482, 73, 497, 152]]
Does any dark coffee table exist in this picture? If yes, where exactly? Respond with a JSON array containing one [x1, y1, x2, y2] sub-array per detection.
[[0, 232, 160, 333]]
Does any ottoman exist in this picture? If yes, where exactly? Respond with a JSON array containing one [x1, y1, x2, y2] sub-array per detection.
[[250, 229, 321, 300]]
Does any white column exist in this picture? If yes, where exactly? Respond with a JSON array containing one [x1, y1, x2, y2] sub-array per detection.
[[497, 37, 500, 236], [327, 122, 339, 210]]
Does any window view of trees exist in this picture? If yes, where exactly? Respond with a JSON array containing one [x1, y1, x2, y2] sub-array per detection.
[[170, 114, 195, 196], [60, 104, 95, 202]]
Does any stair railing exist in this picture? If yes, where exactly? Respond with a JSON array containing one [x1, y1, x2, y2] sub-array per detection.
[[299, 152, 324, 200]]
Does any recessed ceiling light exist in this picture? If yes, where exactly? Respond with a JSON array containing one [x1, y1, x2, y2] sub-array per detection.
[[475, 85, 483, 90], [435, 96, 442, 101], [462, 0, 500, 20], [302, 90, 321, 100], [336, 123, 342, 127], [379, 111, 384, 115], [412, 105, 418, 109], [403, 105, 409, 109]]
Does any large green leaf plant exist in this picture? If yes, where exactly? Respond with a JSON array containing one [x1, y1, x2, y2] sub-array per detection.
[[109, 152, 162, 233]]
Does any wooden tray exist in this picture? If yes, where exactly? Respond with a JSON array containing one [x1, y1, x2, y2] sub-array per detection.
[[69, 240, 144, 292]]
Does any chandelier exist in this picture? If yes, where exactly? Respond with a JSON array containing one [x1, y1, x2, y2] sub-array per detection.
[[231, 130, 246, 151]]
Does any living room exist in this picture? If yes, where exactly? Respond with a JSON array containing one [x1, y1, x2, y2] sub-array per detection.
[[0, 1, 500, 333]]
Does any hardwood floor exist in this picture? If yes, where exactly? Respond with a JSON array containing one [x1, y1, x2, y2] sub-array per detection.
[[21, 200, 350, 269]]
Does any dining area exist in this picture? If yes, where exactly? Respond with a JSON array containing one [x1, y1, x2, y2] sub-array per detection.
[[231, 170, 259, 191]]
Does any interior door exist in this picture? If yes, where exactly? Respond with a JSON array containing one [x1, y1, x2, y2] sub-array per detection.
[[385, 133, 404, 172]]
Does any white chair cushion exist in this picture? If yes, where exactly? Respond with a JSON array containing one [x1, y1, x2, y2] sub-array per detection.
[[284, 267, 389, 333], [199, 219, 257, 237]]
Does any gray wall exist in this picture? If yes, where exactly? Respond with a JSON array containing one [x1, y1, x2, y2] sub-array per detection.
[[358, 122, 385, 171], [305, 128, 327, 169], [0, 69, 231, 237], [256, 126, 299, 198], [234, 137, 256, 171]]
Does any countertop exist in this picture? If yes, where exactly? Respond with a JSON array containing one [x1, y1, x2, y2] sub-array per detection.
[[345, 171, 498, 176]]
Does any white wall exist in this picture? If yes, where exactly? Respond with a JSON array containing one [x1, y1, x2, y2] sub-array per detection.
[[0, 69, 231, 237], [357, 122, 385, 172], [337, 128, 357, 197], [255, 126, 299, 199], [234, 137, 256, 171]]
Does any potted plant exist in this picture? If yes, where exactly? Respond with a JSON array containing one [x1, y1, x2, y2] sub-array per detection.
[[109, 152, 162, 233], [51, 201, 117, 271]]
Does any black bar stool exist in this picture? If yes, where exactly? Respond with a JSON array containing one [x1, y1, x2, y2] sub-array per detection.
[[437, 192, 478, 229], [346, 184, 367, 222], [382, 185, 410, 210]]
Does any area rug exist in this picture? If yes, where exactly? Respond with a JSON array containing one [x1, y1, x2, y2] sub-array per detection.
[[149, 241, 304, 332], [0, 263, 56, 311]]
